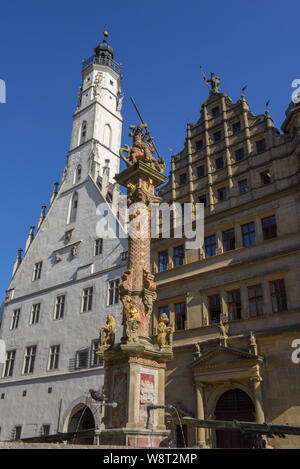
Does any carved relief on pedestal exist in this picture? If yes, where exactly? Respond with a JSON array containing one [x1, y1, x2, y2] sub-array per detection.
[[138, 373, 156, 428]]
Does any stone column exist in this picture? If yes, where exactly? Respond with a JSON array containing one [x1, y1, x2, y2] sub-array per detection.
[[234, 223, 243, 249], [254, 217, 263, 244], [195, 382, 207, 448], [251, 376, 265, 424]]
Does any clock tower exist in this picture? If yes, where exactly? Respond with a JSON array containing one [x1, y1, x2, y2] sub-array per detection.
[[67, 31, 123, 186]]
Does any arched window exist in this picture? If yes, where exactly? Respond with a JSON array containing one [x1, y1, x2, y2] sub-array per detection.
[[103, 124, 112, 149], [68, 192, 78, 224], [80, 121, 87, 145], [74, 164, 82, 184]]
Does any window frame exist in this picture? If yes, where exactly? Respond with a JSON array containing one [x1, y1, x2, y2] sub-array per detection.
[[205, 234, 217, 257], [48, 345, 60, 371], [32, 262, 42, 281], [175, 302, 186, 331], [241, 222, 255, 246], [262, 215, 277, 240], [3, 349, 16, 378], [107, 280, 120, 306], [248, 284, 263, 317], [222, 228, 235, 252], [81, 287, 93, 312], [94, 238, 103, 256], [10, 309, 20, 330], [208, 294, 221, 324], [23, 345, 37, 375], [227, 289, 242, 320], [174, 245, 185, 267], [158, 250, 169, 272], [29, 303, 40, 325], [270, 279, 287, 313]]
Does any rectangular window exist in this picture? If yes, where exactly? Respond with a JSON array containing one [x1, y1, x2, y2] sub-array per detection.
[[175, 302, 186, 330], [197, 165, 205, 178], [248, 285, 263, 317], [76, 349, 89, 369], [270, 279, 287, 313], [262, 215, 277, 240], [242, 222, 255, 246], [23, 346, 37, 375], [205, 235, 216, 257], [196, 140, 203, 151], [179, 173, 187, 185], [158, 250, 168, 272], [30, 304, 40, 325], [260, 170, 271, 185], [48, 345, 60, 371], [228, 290, 241, 320], [208, 295, 221, 324], [217, 187, 226, 201], [94, 238, 103, 256], [13, 426, 22, 440], [238, 179, 248, 194], [108, 280, 119, 306], [81, 287, 93, 312], [198, 195, 207, 207], [256, 139, 266, 153], [174, 245, 185, 267], [41, 425, 50, 437], [10, 309, 20, 329], [213, 130, 221, 143], [215, 157, 224, 170], [222, 228, 235, 252], [33, 262, 42, 281], [91, 339, 103, 367], [235, 148, 245, 162], [54, 295, 65, 320], [3, 350, 16, 378], [232, 121, 241, 134]]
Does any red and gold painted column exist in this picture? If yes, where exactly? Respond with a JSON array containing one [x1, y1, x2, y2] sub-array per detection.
[[97, 124, 173, 448]]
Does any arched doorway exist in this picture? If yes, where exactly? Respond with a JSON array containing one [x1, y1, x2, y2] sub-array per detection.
[[215, 389, 255, 449], [67, 404, 95, 444]]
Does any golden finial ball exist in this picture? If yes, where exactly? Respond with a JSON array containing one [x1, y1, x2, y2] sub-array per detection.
[[103, 30, 108, 39]]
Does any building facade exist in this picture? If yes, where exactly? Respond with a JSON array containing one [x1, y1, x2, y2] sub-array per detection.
[[152, 77, 300, 448], [0, 36, 127, 442]]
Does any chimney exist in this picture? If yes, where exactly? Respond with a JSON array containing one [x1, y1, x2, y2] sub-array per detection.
[[25, 226, 35, 253], [12, 248, 23, 277], [37, 205, 46, 230], [50, 182, 59, 206]]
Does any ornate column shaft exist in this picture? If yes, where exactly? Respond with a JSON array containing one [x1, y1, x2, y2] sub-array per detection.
[[195, 382, 207, 447]]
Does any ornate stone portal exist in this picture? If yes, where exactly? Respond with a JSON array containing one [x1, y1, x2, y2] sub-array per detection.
[[97, 123, 173, 447]]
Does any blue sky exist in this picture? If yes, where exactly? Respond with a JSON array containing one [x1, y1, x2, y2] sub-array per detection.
[[0, 0, 299, 297]]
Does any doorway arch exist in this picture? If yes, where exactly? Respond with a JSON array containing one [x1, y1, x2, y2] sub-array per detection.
[[67, 404, 95, 444], [215, 389, 255, 449]]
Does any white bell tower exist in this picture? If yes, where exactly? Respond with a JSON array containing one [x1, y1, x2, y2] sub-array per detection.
[[68, 31, 123, 185]]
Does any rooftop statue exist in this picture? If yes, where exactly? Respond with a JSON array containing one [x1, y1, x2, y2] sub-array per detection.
[[204, 72, 220, 93]]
